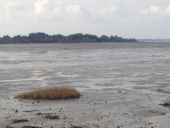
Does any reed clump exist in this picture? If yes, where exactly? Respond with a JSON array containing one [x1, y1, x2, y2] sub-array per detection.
[[15, 87, 80, 100]]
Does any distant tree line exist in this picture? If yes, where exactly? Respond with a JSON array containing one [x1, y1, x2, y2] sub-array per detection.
[[0, 32, 137, 43]]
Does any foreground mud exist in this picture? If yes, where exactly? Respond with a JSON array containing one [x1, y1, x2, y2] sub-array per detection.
[[1, 89, 170, 128]]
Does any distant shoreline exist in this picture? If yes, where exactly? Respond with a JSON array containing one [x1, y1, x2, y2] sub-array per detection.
[[0, 32, 137, 44]]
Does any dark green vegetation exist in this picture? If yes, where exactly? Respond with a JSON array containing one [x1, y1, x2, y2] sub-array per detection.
[[0, 32, 137, 43]]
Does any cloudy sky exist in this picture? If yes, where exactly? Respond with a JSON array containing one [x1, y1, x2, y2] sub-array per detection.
[[0, 0, 170, 39]]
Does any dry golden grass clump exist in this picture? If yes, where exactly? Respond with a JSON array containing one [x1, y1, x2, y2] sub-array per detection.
[[15, 87, 80, 100]]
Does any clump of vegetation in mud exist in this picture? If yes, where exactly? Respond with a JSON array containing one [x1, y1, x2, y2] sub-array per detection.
[[21, 126, 42, 128], [160, 101, 170, 107], [15, 87, 80, 100], [6, 126, 42, 128]]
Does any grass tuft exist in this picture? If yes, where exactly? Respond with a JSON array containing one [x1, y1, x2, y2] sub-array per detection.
[[15, 87, 80, 100]]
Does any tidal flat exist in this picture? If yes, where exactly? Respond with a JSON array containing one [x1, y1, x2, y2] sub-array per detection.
[[0, 42, 170, 128]]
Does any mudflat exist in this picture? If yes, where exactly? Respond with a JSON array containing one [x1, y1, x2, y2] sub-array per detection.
[[1, 89, 170, 128], [0, 42, 170, 128]]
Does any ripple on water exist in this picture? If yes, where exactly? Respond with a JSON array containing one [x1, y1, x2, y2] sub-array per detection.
[[54, 72, 79, 78]]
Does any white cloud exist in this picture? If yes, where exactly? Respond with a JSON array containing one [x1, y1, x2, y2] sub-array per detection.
[[52, 7, 62, 16], [65, 4, 81, 14], [164, 5, 170, 14], [140, 5, 160, 15], [140, 4, 170, 16], [99, 5, 116, 16], [149, 5, 160, 13], [35, 0, 48, 15], [33, 1, 83, 18], [3, 1, 26, 19]]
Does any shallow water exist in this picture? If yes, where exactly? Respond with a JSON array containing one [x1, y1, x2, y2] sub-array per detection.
[[0, 42, 170, 96]]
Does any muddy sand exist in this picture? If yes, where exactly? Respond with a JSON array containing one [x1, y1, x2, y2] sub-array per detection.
[[0, 88, 170, 128], [0, 43, 170, 128]]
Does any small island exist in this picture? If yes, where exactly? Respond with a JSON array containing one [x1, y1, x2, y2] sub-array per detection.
[[0, 32, 137, 43]]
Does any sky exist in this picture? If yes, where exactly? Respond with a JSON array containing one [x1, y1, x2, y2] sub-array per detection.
[[0, 0, 170, 39]]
